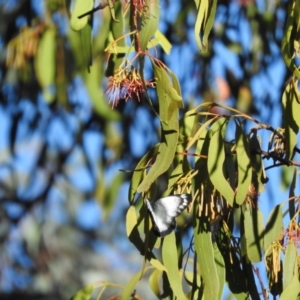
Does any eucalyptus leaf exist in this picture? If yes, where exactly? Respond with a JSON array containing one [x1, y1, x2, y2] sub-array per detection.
[[70, 0, 93, 31]]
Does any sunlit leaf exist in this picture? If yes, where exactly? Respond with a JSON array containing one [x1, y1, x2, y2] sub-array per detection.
[[103, 172, 123, 220], [149, 269, 162, 297], [194, 0, 217, 53], [139, 0, 160, 51], [281, 0, 300, 80], [69, 284, 93, 300], [162, 233, 187, 300], [153, 63, 183, 123], [84, 58, 120, 120], [126, 206, 166, 271], [282, 82, 298, 159], [137, 81, 179, 192], [186, 117, 217, 150], [120, 268, 151, 300], [70, 0, 93, 31], [283, 241, 297, 290], [214, 243, 225, 300], [107, 0, 118, 22], [264, 204, 283, 252], [129, 144, 159, 204], [194, 219, 219, 300], [207, 119, 234, 206], [244, 209, 263, 262], [202, 0, 217, 51], [35, 28, 56, 103], [170, 71, 183, 107], [105, 1, 125, 76], [153, 30, 172, 54], [280, 273, 300, 300]]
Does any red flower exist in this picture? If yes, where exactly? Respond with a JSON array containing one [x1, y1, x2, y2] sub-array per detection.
[[105, 67, 155, 108]]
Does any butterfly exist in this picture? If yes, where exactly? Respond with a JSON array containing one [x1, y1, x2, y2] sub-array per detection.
[[146, 194, 192, 237]]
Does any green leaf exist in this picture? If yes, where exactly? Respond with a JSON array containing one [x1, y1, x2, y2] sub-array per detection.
[[80, 22, 92, 71], [214, 243, 225, 300], [137, 94, 179, 193], [235, 124, 252, 205], [139, 0, 160, 51], [105, 1, 125, 76], [153, 63, 183, 123], [243, 209, 263, 262], [186, 117, 217, 150], [184, 270, 201, 287], [35, 28, 56, 103], [281, 1, 300, 80], [282, 82, 299, 159], [263, 204, 283, 252], [164, 161, 185, 195], [126, 206, 166, 271], [120, 268, 149, 300], [83, 58, 120, 120], [283, 241, 297, 290], [153, 30, 172, 54], [149, 269, 162, 298], [170, 70, 182, 100], [280, 273, 300, 300], [288, 167, 297, 218], [207, 119, 234, 206], [129, 145, 159, 204], [106, 29, 170, 54], [69, 284, 93, 300], [194, 219, 219, 300], [162, 233, 187, 300], [194, 0, 217, 53], [292, 85, 300, 129], [249, 131, 266, 193], [107, 0, 118, 22], [104, 172, 123, 220], [70, 0, 93, 31], [202, 0, 217, 51]]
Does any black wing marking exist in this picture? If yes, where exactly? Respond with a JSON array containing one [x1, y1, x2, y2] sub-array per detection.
[[146, 194, 191, 237]]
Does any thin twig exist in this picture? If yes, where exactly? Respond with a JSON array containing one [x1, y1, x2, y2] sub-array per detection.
[[252, 265, 268, 300], [77, 0, 117, 19], [254, 148, 300, 168]]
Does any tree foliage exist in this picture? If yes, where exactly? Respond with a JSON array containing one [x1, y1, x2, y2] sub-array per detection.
[[1, 0, 300, 299]]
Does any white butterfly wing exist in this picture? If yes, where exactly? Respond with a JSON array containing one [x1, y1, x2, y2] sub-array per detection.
[[153, 195, 190, 217], [146, 194, 191, 237]]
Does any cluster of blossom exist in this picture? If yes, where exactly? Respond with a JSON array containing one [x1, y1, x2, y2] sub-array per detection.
[[105, 67, 155, 108]]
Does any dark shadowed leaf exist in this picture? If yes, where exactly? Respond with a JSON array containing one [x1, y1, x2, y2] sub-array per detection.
[[281, 1, 300, 80], [235, 123, 252, 205], [282, 82, 298, 160]]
